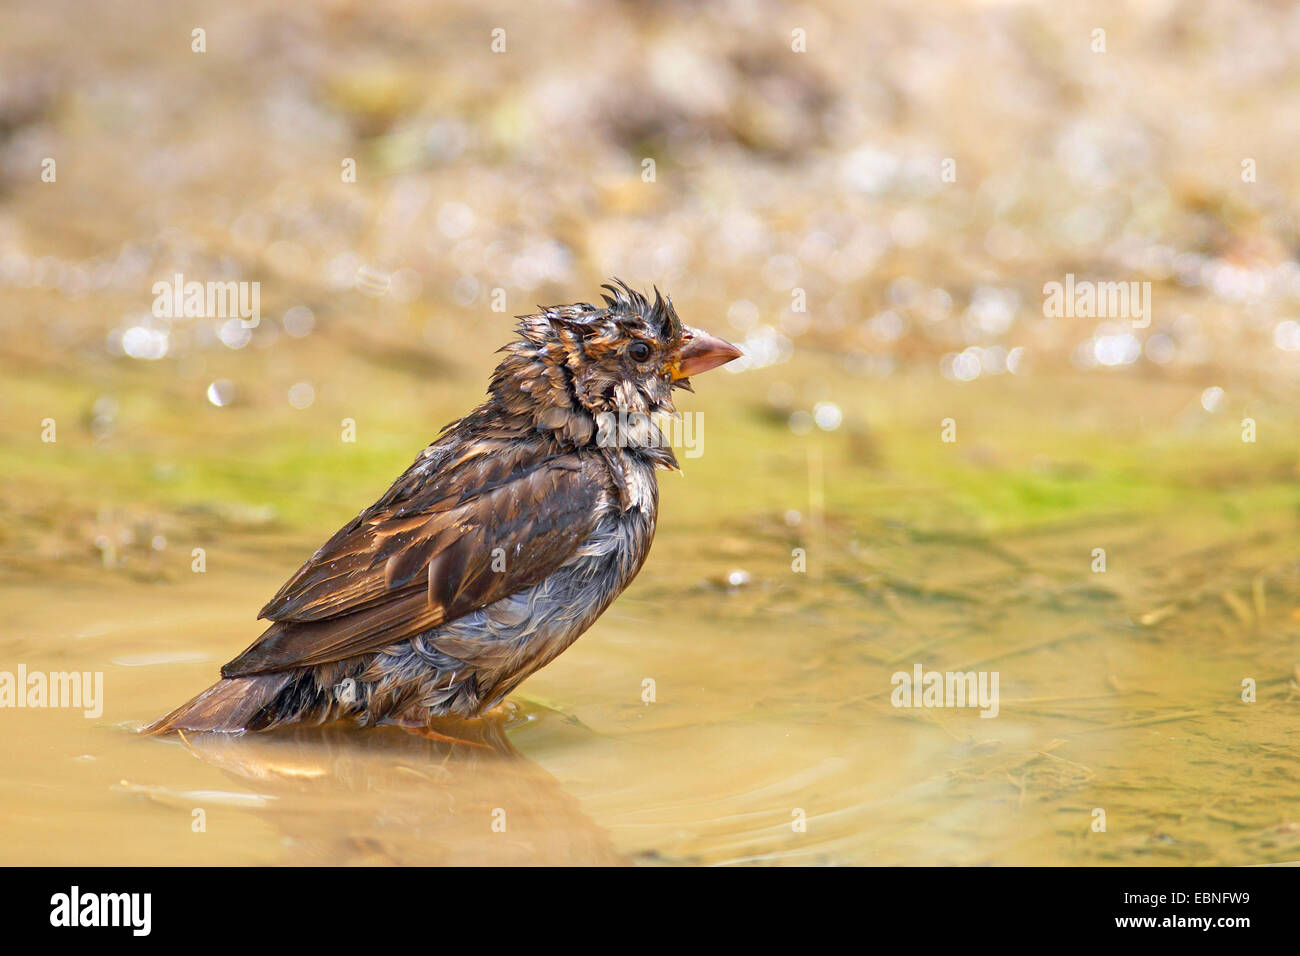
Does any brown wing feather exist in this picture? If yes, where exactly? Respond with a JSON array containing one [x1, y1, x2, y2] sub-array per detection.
[[221, 450, 606, 678], [254, 438, 548, 624]]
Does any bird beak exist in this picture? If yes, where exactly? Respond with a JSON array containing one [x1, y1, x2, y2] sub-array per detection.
[[670, 328, 744, 380]]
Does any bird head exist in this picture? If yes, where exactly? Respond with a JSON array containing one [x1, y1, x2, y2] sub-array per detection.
[[490, 281, 742, 460]]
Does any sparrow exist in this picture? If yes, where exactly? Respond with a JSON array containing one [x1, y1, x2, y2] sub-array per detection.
[[145, 281, 742, 735]]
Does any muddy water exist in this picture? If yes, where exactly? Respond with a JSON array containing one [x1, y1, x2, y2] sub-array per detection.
[[3, 369, 1297, 867]]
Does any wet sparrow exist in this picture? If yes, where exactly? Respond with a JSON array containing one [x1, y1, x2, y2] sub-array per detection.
[[147, 282, 741, 734]]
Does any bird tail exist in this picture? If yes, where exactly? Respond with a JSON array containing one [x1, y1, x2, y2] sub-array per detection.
[[141, 674, 293, 735]]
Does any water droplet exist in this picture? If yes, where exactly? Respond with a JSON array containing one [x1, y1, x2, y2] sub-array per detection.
[[355, 265, 392, 297], [121, 325, 169, 360], [726, 569, 751, 588], [788, 410, 814, 434], [283, 306, 315, 338], [288, 382, 315, 409], [206, 380, 235, 406], [813, 402, 842, 431], [217, 319, 251, 350]]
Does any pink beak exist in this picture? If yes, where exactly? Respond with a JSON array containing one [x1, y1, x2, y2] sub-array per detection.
[[671, 328, 744, 380]]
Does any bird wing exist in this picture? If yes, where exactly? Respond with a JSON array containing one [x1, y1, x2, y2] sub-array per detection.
[[221, 451, 606, 677]]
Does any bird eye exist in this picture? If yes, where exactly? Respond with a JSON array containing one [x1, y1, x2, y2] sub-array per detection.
[[628, 341, 652, 363]]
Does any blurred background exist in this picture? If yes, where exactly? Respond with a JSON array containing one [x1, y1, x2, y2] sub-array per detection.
[[2, 0, 1300, 865]]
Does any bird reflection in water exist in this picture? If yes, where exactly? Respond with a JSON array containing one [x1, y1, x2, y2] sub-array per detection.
[[160, 714, 626, 866]]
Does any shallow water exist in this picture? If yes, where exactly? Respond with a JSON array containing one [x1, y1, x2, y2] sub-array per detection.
[[3, 369, 1298, 867]]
